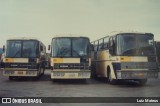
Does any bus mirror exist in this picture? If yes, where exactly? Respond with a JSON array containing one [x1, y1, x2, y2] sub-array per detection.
[[48, 45, 50, 50], [3, 45, 5, 52], [40, 52, 45, 56], [40, 46, 43, 51]]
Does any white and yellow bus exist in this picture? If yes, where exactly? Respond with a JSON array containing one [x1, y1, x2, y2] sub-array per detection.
[[155, 41, 160, 71], [91, 32, 159, 85], [49, 36, 91, 80], [3, 37, 46, 80]]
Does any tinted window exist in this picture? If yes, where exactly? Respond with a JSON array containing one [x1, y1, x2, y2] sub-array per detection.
[[6, 40, 38, 58], [117, 34, 155, 56]]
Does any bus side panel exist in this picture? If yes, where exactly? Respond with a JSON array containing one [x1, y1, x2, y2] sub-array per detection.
[[96, 50, 106, 77]]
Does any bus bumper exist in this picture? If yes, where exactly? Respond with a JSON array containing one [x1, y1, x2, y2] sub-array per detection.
[[116, 70, 159, 79], [51, 70, 91, 79], [3, 69, 38, 77]]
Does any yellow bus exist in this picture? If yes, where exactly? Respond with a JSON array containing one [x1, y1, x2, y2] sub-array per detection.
[[91, 32, 159, 85], [3, 37, 46, 80], [49, 36, 91, 80], [155, 41, 160, 65]]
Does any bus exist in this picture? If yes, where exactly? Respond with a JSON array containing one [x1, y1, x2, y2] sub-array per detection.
[[155, 41, 160, 69], [91, 32, 159, 85], [49, 36, 91, 80], [3, 37, 46, 80]]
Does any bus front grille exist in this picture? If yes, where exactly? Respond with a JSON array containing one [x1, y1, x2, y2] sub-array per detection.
[[5, 63, 37, 69], [54, 63, 89, 70]]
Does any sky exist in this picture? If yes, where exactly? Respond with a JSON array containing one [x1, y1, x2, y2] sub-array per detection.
[[0, 0, 160, 48]]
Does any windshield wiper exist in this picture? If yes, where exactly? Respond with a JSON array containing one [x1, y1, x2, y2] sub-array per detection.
[[59, 48, 70, 57], [122, 45, 155, 56], [72, 49, 81, 57], [12, 50, 21, 58]]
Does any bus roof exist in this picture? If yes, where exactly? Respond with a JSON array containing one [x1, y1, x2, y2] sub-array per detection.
[[52, 34, 89, 39], [91, 32, 153, 43], [110, 32, 153, 36], [7, 37, 40, 41]]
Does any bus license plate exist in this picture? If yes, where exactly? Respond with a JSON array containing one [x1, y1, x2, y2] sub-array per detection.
[[133, 73, 146, 77], [17, 71, 23, 75]]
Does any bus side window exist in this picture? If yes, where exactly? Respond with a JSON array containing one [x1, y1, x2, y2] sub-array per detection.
[[103, 43, 108, 49], [112, 36, 116, 55], [103, 37, 109, 49], [93, 42, 98, 60], [94, 41, 98, 51], [98, 39, 103, 50], [94, 45, 97, 51], [90, 44, 94, 51], [44, 46, 46, 53], [109, 37, 115, 55]]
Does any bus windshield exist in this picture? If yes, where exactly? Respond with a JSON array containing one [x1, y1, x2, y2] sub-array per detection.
[[6, 40, 38, 58], [52, 37, 89, 57], [117, 34, 155, 56]]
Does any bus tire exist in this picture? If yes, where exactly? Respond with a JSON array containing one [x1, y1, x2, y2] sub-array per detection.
[[138, 79, 147, 86], [108, 70, 117, 84]]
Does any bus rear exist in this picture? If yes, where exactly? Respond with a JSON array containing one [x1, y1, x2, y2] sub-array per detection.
[[50, 36, 91, 79]]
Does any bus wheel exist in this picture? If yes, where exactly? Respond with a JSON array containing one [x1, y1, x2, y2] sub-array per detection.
[[108, 71, 117, 84], [138, 79, 147, 86]]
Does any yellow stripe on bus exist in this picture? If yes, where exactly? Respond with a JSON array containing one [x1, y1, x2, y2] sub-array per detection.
[[63, 58, 80, 63], [4, 58, 29, 63], [120, 57, 131, 62], [53, 58, 63, 63], [4, 58, 14, 62], [52, 58, 80, 63], [120, 56, 147, 62]]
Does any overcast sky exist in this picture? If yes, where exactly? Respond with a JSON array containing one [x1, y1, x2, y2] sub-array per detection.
[[0, 0, 160, 48]]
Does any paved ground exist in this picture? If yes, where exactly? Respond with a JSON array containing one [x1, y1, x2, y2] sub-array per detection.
[[0, 69, 160, 106]]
